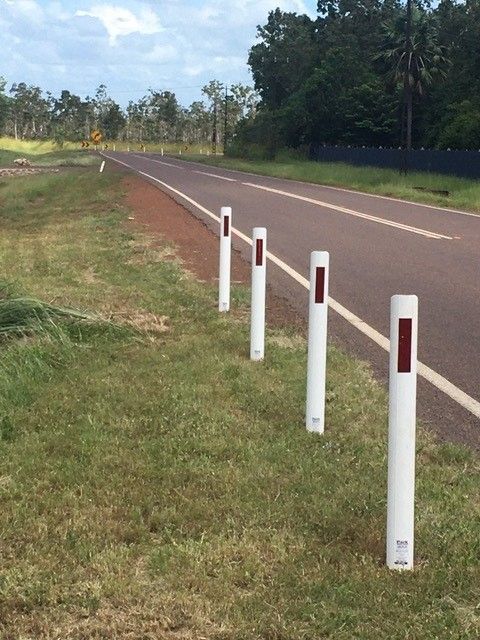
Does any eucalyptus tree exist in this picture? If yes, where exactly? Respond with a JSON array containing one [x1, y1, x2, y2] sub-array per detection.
[[126, 98, 148, 141], [184, 101, 210, 144], [9, 82, 50, 139], [147, 90, 179, 141], [50, 90, 91, 142], [0, 77, 9, 134], [202, 80, 225, 150]]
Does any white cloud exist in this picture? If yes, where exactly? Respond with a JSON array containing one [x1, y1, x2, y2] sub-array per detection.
[[3, 0, 44, 22], [145, 44, 176, 63], [184, 64, 204, 77], [2, 0, 318, 107], [46, 2, 71, 22], [75, 4, 163, 45]]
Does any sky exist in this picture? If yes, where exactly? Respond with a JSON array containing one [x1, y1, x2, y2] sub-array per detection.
[[1, 0, 317, 107]]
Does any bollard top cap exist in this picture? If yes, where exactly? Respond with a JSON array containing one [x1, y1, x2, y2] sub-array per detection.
[[310, 250, 329, 266], [390, 294, 418, 316], [391, 294, 418, 301]]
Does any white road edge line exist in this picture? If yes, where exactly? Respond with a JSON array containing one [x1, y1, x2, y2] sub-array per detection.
[[103, 152, 480, 419], [243, 182, 453, 240], [132, 154, 181, 169], [130, 153, 452, 239], [150, 154, 480, 219], [135, 156, 234, 182], [193, 170, 236, 182]]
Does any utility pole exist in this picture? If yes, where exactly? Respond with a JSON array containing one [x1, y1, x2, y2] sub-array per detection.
[[405, 0, 413, 152], [224, 85, 228, 154], [401, 0, 413, 173], [212, 100, 217, 155]]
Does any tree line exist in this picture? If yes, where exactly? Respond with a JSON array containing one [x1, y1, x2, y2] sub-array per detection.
[[2, 1, 479, 155], [0, 78, 258, 148], [237, 0, 480, 155]]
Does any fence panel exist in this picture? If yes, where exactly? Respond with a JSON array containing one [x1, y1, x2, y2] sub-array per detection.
[[310, 145, 480, 179]]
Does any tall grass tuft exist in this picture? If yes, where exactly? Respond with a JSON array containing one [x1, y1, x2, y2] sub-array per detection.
[[0, 281, 100, 338]]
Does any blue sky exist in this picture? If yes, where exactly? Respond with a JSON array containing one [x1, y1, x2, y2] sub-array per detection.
[[1, 0, 318, 106]]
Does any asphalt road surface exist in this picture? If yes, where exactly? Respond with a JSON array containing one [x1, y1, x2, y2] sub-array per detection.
[[104, 151, 480, 448]]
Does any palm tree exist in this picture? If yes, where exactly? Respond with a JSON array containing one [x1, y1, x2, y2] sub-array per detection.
[[377, 1, 450, 151]]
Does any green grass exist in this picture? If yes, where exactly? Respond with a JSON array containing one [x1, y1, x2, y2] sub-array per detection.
[[0, 169, 478, 638], [110, 140, 208, 154], [0, 136, 205, 167], [0, 145, 100, 169], [0, 137, 80, 154], [180, 153, 480, 213]]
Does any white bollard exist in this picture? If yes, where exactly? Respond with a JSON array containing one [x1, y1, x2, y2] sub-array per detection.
[[386, 294, 418, 571], [161, 148, 164, 156], [207, 150, 210, 156], [305, 251, 330, 433], [99, 160, 105, 173], [250, 227, 267, 360], [200, 148, 203, 155], [113, 144, 116, 151], [218, 206, 232, 312], [127, 146, 130, 152]]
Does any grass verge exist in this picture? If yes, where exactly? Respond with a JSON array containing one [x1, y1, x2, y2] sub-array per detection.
[[0, 169, 478, 638], [0, 137, 103, 168], [180, 153, 480, 214], [0, 136, 205, 166], [109, 140, 207, 154]]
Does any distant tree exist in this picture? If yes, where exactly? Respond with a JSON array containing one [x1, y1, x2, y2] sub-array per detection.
[[248, 9, 318, 110], [126, 98, 148, 141], [436, 100, 480, 150], [148, 90, 179, 140], [50, 90, 91, 141], [0, 77, 10, 134], [202, 80, 225, 150], [229, 83, 259, 121], [9, 82, 50, 139], [102, 102, 125, 139], [343, 79, 399, 146], [89, 84, 126, 140], [184, 100, 210, 144]]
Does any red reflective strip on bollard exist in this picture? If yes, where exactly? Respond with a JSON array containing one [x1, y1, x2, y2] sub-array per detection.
[[398, 318, 412, 373], [315, 267, 325, 303], [255, 238, 263, 266], [223, 215, 229, 237]]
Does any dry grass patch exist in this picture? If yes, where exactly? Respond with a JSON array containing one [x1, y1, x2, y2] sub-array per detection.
[[109, 308, 170, 335], [127, 234, 177, 266], [268, 331, 306, 350]]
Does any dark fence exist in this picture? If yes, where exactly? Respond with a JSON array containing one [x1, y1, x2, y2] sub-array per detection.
[[310, 145, 480, 179]]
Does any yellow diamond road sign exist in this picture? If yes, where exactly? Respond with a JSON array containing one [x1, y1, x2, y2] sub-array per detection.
[[91, 130, 102, 144]]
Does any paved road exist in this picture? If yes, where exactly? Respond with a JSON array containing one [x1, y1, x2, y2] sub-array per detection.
[[104, 151, 480, 447]]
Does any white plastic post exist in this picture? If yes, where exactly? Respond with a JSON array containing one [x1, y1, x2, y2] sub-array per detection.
[[113, 144, 116, 151], [179, 149, 182, 155], [99, 160, 105, 173], [305, 251, 330, 433], [127, 146, 130, 152], [218, 207, 232, 312], [250, 228, 267, 360], [200, 148, 203, 155], [387, 294, 418, 571], [161, 148, 164, 156]]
